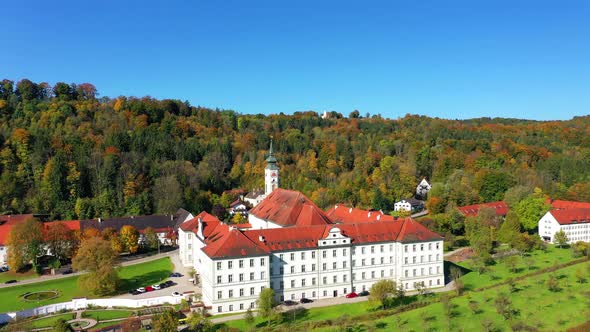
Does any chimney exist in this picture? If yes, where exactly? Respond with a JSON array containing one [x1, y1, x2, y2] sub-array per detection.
[[349, 208, 353, 214], [170, 215, 173, 221], [259, 235, 265, 243], [98, 218, 102, 223], [196, 217, 204, 240], [335, 204, 338, 209], [377, 215, 381, 221], [368, 212, 372, 218]]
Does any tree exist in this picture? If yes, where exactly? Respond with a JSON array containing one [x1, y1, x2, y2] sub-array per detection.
[[143, 226, 159, 251], [231, 212, 246, 224], [547, 273, 560, 292], [153, 175, 183, 214], [507, 277, 518, 293], [45, 222, 75, 260], [187, 309, 212, 332], [575, 268, 586, 284], [349, 110, 360, 118], [450, 266, 464, 295], [497, 211, 521, 245], [152, 309, 178, 332], [52, 318, 74, 332], [554, 230, 568, 248], [256, 288, 277, 327], [72, 237, 119, 295], [515, 188, 550, 232], [368, 279, 396, 309], [6, 217, 44, 271], [504, 255, 520, 273], [468, 300, 480, 315], [119, 225, 140, 253], [494, 292, 514, 319], [120, 317, 142, 332], [244, 308, 255, 327]]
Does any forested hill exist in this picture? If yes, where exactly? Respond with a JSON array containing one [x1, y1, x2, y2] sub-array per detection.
[[0, 78, 589, 220]]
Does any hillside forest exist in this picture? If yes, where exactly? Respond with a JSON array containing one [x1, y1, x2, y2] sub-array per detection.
[[1, 79, 589, 230]]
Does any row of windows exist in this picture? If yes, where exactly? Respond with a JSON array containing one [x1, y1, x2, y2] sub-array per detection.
[[404, 254, 440, 264], [217, 286, 265, 299], [404, 243, 440, 253], [217, 272, 266, 284], [216, 258, 265, 271], [218, 302, 255, 313], [404, 266, 440, 277]]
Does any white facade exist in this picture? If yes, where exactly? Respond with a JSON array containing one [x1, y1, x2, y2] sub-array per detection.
[[0, 246, 7, 266], [394, 200, 412, 212], [416, 178, 431, 198], [538, 211, 590, 244]]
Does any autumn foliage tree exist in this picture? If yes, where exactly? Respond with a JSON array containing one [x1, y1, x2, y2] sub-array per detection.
[[119, 225, 139, 253], [6, 218, 44, 271], [72, 237, 119, 295], [45, 222, 75, 260]]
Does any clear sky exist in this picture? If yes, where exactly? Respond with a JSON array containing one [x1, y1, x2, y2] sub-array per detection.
[[3, 1, 589, 120]]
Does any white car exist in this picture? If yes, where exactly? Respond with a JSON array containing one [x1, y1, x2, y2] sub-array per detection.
[[152, 284, 161, 290], [137, 287, 146, 293], [172, 291, 182, 297]]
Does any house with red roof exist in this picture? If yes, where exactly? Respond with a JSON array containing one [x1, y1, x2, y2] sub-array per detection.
[[538, 208, 590, 244], [457, 201, 509, 217], [0, 214, 35, 265]]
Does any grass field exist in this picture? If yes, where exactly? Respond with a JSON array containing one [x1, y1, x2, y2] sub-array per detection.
[[82, 309, 134, 321], [0, 257, 173, 313], [216, 247, 588, 331], [0, 269, 38, 283], [30, 313, 75, 328]]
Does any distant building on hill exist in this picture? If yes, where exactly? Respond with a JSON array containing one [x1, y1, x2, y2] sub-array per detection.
[[394, 198, 425, 213], [416, 178, 432, 199], [457, 201, 509, 218], [538, 208, 590, 244]]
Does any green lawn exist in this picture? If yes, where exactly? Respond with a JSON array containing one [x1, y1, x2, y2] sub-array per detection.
[[30, 313, 76, 328], [82, 309, 133, 321], [456, 245, 580, 290], [0, 269, 38, 283], [0, 257, 173, 313]]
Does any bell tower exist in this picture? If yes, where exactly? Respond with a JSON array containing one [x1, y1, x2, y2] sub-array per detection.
[[264, 138, 279, 195]]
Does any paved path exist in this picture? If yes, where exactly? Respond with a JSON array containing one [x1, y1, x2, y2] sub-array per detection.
[[0, 250, 179, 289], [411, 210, 429, 218], [443, 247, 469, 257], [211, 281, 456, 325]]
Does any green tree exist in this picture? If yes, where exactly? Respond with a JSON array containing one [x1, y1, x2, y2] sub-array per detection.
[[119, 225, 140, 253], [497, 211, 521, 245], [244, 307, 255, 328], [143, 226, 159, 251], [187, 309, 211, 332], [52, 318, 74, 332], [6, 218, 44, 271], [72, 237, 120, 296], [515, 188, 550, 232], [152, 309, 178, 332], [256, 288, 277, 327], [494, 292, 514, 319], [553, 230, 568, 248], [368, 279, 396, 309]]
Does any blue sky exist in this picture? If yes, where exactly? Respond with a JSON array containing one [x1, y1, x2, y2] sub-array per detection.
[[3, 1, 589, 120]]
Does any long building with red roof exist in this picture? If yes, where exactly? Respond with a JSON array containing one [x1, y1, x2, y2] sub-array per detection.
[[458, 201, 509, 217], [539, 208, 590, 244]]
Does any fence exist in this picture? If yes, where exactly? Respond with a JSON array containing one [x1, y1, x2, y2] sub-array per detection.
[[0, 295, 183, 323]]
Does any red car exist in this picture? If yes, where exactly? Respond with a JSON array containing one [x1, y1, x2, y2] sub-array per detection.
[[345, 292, 358, 299], [145, 286, 154, 292]]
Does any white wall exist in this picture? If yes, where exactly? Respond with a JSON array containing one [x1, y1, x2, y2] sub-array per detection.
[[538, 211, 590, 244]]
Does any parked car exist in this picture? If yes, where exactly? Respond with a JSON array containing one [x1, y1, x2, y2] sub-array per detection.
[[159, 283, 168, 289], [345, 292, 358, 299], [358, 290, 370, 296], [129, 290, 141, 295], [4, 280, 17, 284], [171, 291, 182, 297], [0, 266, 8, 272], [169, 272, 182, 277], [62, 268, 73, 275], [164, 280, 175, 287], [283, 300, 297, 306], [300, 298, 313, 304], [136, 287, 146, 293], [152, 284, 161, 290], [145, 286, 154, 292]]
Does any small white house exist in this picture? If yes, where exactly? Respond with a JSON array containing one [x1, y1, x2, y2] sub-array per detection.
[[394, 198, 425, 213], [538, 208, 590, 244], [416, 178, 432, 199]]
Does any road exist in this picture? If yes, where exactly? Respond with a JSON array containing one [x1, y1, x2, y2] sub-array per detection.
[[0, 250, 180, 289]]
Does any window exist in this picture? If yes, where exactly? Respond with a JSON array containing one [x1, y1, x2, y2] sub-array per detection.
[[429, 267, 432, 275], [352, 247, 356, 255], [371, 258, 375, 265], [371, 271, 375, 279], [280, 267, 284, 274], [228, 275, 233, 283], [280, 254, 284, 261], [312, 251, 316, 259], [362, 259, 366, 266], [291, 280, 295, 288], [217, 291, 222, 299], [332, 262, 337, 269], [216, 262, 222, 270], [323, 290, 327, 297], [312, 264, 316, 271], [381, 270, 384, 277], [239, 289, 244, 296], [280, 281, 284, 289], [261, 271, 265, 279], [323, 277, 327, 285], [371, 246, 375, 254], [240, 303, 244, 310], [421, 268, 424, 276], [428, 243, 432, 250], [333, 275, 337, 283], [390, 256, 393, 264], [312, 277, 316, 285], [260, 258, 265, 266], [228, 261, 233, 269], [437, 266, 440, 274], [343, 275, 347, 282], [362, 272, 366, 280], [301, 265, 306, 272], [323, 250, 327, 258], [322, 263, 327, 271], [352, 260, 356, 267], [291, 266, 295, 274], [333, 249, 337, 257], [420, 244, 424, 251], [228, 290, 233, 298], [437, 279, 441, 285], [420, 256, 424, 263], [413, 269, 416, 277], [217, 276, 222, 284], [250, 287, 255, 296], [250, 259, 254, 267], [343, 248, 347, 256], [413, 257, 416, 264], [302, 279, 306, 287], [250, 272, 254, 280], [217, 306, 222, 313], [188, 243, 192, 250], [405, 270, 408, 277], [390, 244, 393, 251], [436, 254, 440, 261], [343, 261, 347, 269], [362, 247, 366, 254], [380, 245, 384, 253], [404, 257, 408, 264], [413, 245, 416, 252], [301, 252, 305, 260], [436, 243, 440, 250], [239, 259, 244, 268], [291, 253, 295, 261], [429, 255, 432, 262], [312, 291, 316, 297], [404, 245, 408, 253], [380, 257, 384, 264], [251, 302, 255, 309], [352, 273, 356, 280], [229, 305, 233, 311]]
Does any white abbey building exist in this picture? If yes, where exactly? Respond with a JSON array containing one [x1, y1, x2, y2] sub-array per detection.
[[178, 144, 444, 315], [538, 208, 590, 244]]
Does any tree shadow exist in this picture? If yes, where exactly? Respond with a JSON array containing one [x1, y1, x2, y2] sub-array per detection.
[[444, 261, 471, 285], [118, 269, 172, 292]]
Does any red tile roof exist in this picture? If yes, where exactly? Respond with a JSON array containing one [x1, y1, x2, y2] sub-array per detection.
[[203, 218, 442, 258], [180, 211, 220, 235], [249, 189, 332, 227], [458, 201, 509, 217], [0, 214, 35, 246], [43, 220, 81, 232], [325, 205, 394, 223], [549, 208, 590, 225], [550, 200, 590, 210]]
